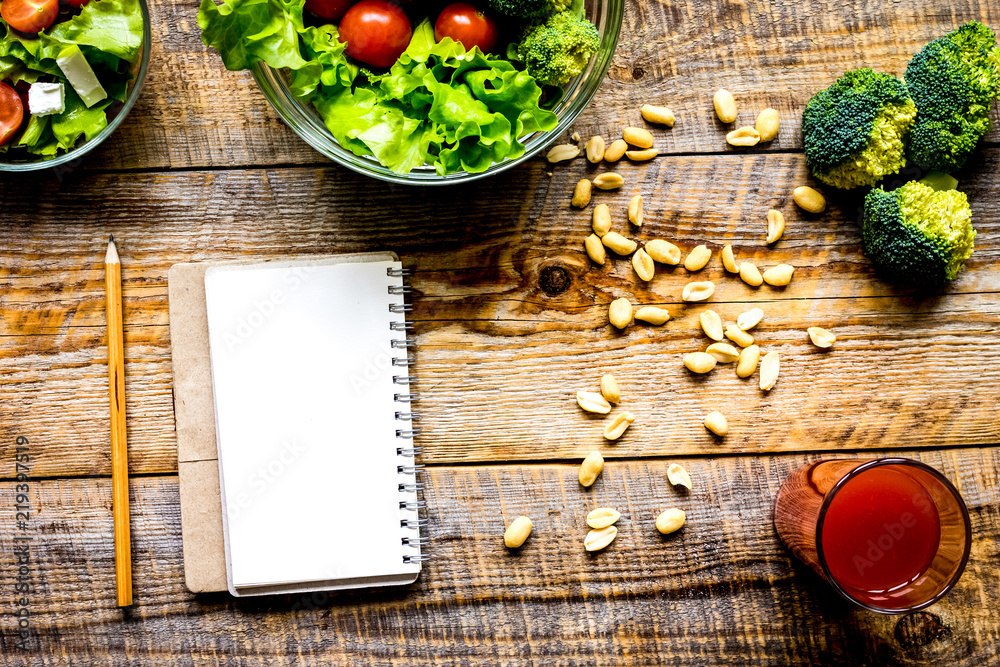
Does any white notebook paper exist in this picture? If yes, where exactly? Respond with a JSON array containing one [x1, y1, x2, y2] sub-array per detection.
[[203, 254, 422, 597]]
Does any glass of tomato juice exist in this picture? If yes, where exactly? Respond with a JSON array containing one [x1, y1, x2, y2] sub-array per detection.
[[773, 458, 971, 613]]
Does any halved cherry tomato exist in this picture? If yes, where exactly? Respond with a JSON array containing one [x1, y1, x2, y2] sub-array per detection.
[[434, 2, 497, 54], [1, 0, 59, 34], [0, 82, 24, 147], [337, 0, 412, 69], [304, 0, 352, 21], [64, 0, 91, 8]]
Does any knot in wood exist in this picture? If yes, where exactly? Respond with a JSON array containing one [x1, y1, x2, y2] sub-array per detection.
[[894, 611, 946, 648], [631, 66, 645, 81], [539, 266, 571, 295]]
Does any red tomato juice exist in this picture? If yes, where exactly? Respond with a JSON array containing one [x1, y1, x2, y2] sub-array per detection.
[[820, 465, 941, 604]]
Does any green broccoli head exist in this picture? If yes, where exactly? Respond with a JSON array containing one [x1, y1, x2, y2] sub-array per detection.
[[905, 22, 1000, 172], [801, 68, 917, 190], [485, 0, 571, 21], [514, 11, 599, 87], [862, 180, 976, 287]]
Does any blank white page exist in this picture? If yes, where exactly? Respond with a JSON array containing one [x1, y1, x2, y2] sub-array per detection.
[[204, 257, 420, 591]]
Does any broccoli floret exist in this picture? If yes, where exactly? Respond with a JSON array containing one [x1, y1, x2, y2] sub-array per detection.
[[514, 11, 599, 87], [905, 22, 1000, 172], [801, 68, 917, 190], [486, 0, 571, 21], [861, 180, 976, 287]]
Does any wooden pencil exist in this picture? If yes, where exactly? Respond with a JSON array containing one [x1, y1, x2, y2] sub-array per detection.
[[105, 235, 133, 607]]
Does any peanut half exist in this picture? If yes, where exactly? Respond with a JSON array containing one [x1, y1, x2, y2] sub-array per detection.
[[579, 451, 605, 487], [759, 351, 779, 391], [737, 307, 763, 331], [603, 139, 627, 162], [704, 410, 728, 436], [585, 234, 606, 265], [601, 373, 621, 404], [645, 239, 681, 265], [593, 173, 625, 190], [592, 203, 612, 236], [572, 179, 592, 208], [755, 108, 780, 142], [608, 298, 634, 329], [667, 463, 692, 489], [700, 309, 724, 341], [725, 324, 754, 348], [623, 127, 654, 149], [641, 104, 676, 126], [628, 194, 644, 226], [726, 126, 761, 147], [586, 136, 605, 163], [626, 148, 658, 161], [635, 306, 670, 325], [763, 264, 795, 287], [766, 209, 784, 244], [656, 508, 686, 535], [739, 261, 763, 287], [684, 244, 712, 271], [721, 244, 739, 273], [808, 327, 836, 348], [577, 391, 612, 414], [547, 144, 580, 163], [504, 516, 533, 548], [736, 344, 760, 378], [706, 342, 740, 363], [587, 508, 621, 529], [602, 232, 637, 256], [793, 186, 826, 213], [713, 89, 737, 123], [632, 247, 655, 281], [683, 352, 717, 373], [682, 281, 715, 302], [585, 525, 618, 551], [604, 412, 636, 440]]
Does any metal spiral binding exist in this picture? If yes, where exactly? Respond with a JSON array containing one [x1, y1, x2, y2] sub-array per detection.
[[394, 392, 420, 403], [387, 267, 413, 278], [399, 500, 426, 511], [392, 357, 416, 367], [393, 376, 417, 385], [388, 285, 412, 295], [389, 303, 412, 313], [402, 536, 429, 547], [396, 429, 422, 439], [398, 481, 424, 492], [390, 321, 414, 332], [391, 337, 416, 349], [396, 446, 422, 457], [403, 554, 431, 563], [395, 411, 420, 420]]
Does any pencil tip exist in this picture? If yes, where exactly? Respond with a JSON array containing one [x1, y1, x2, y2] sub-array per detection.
[[109, 234, 115, 243]]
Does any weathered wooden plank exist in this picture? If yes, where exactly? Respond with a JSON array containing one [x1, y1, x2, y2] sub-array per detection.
[[0, 450, 996, 665], [1, 153, 998, 475], [62, 0, 1000, 171]]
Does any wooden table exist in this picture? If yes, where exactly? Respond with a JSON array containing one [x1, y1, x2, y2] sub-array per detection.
[[2, 0, 999, 663]]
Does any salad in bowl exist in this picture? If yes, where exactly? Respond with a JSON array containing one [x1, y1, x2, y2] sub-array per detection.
[[199, 0, 617, 177], [0, 0, 148, 167]]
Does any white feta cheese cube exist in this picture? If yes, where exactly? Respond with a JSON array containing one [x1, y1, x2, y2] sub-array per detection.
[[56, 46, 107, 108], [28, 82, 66, 116]]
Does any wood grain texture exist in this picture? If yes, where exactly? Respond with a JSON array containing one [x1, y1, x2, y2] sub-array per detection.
[[0, 449, 996, 665], [1, 153, 998, 475], [54, 0, 1000, 171]]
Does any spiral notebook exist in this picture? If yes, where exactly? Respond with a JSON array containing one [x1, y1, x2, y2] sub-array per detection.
[[169, 253, 425, 597]]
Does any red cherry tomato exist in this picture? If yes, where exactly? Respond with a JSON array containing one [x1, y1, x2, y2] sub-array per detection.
[[0, 82, 24, 147], [337, 0, 412, 69], [434, 2, 497, 54], [64, 0, 91, 8], [1, 0, 58, 33], [304, 0, 352, 21]]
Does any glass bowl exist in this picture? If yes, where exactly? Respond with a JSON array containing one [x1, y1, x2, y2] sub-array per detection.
[[0, 0, 152, 173], [252, 0, 623, 185]]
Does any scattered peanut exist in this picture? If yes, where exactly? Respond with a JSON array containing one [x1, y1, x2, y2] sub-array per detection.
[[793, 186, 826, 213], [725, 324, 754, 348], [572, 179, 592, 208], [766, 209, 784, 244], [585, 525, 618, 551], [641, 104, 676, 126], [608, 298, 634, 329], [713, 89, 737, 123], [683, 352, 717, 374], [547, 144, 579, 163], [739, 261, 763, 287], [632, 248, 655, 281], [763, 264, 795, 287], [759, 351, 780, 391], [645, 239, 681, 265], [600, 373, 621, 405], [737, 307, 764, 331], [736, 344, 760, 378], [623, 127, 654, 149], [682, 281, 716, 302], [577, 391, 612, 414], [579, 451, 605, 487], [699, 310, 724, 341], [655, 508, 686, 535], [602, 232, 637, 256], [587, 508, 621, 529], [635, 306, 670, 325], [585, 234, 606, 265], [628, 195, 643, 226], [704, 410, 728, 436], [667, 463, 692, 490], [808, 327, 836, 348], [684, 244, 712, 271], [706, 342, 740, 363], [726, 126, 761, 147], [626, 148, 659, 161], [593, 173, 625, 190], [755, 108, 780, 142], [571, 131, 581, 142], [721, 244, 739, 273], [603, 139, 628, 162], [592, 203, 612, 236], [503, 516, 533, 548], [603, 412, 636, 440], [585, 135, 605, 163]]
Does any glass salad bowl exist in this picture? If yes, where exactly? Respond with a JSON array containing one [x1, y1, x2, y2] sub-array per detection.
[[252, 0, 624, 185], [0, 0, 152, 173]]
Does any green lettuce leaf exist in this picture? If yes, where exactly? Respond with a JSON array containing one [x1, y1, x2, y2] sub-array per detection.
[[41, 0, 144, 63], [198, 0, 310, 71], [51, 88, 112, 149]]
